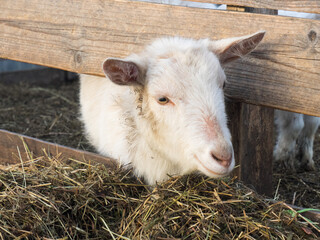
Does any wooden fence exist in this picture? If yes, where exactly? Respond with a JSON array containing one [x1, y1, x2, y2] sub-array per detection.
[[0, 0, 319, 195]]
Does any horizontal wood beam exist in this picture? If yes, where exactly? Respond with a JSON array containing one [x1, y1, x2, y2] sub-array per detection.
[[187, 0, 320, 14], [0, 0, 319, 116], [0, 130, 116, 168]]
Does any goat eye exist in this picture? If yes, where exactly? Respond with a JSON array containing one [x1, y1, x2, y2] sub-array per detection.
[[157, 97, 169, 105]]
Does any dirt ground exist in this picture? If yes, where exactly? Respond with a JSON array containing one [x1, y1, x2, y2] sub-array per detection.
[[0, 79, 319, 209]]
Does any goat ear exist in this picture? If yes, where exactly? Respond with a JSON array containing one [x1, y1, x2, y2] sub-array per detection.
[[208, 31, 266, 64], [102, 58, 144, 86]]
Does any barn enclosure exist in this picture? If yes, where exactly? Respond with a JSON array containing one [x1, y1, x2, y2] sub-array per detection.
[[0, 0, 320, 238]]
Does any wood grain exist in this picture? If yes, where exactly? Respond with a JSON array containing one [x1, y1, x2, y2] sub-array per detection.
[[188, 0, 320, 14], [0, 130, 117, 168], [238, 104, 274, 196], [226, 7, 275, 197], [0, 0, 319, 116], [227, 99, 274, 196]]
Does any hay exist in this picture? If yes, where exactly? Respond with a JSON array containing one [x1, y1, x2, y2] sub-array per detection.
[[0, 152, 319, 240]]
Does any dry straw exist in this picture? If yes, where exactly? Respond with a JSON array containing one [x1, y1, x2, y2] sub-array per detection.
[[0, 150, 319, 239]]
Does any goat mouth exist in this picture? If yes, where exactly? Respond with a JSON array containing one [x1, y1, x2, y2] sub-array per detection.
[[194, 155, 227, 176]]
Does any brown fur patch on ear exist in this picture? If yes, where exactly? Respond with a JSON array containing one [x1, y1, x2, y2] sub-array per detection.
[[218, 31, 265, 64], [103, 59, 141, 86]]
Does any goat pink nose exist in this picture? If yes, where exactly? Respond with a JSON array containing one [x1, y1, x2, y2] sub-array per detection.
[[211, 152, 231, 168]]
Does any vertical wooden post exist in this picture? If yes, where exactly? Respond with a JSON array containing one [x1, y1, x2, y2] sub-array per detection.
[[227, 102, 274, 196], [226, 6, 277, 196]]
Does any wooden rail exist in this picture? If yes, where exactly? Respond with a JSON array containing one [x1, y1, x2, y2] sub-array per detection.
[[0, 130, 116, 168], [1, 0, 320, 116], [187, 0, 320, 14]]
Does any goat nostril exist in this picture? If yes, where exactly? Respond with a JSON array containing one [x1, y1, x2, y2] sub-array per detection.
[[211, 152, 231, 168]]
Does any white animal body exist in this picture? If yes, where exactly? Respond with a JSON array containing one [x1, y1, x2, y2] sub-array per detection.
[[80, 31, 265, 184], [274, 111, 320, 171]]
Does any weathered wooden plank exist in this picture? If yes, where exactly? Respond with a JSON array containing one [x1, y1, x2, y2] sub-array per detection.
[[0, 129, 117, 168], [227, 99, 274, 196], [226, 7, 275, 197], [0, 0, 319, 116], [227, 5, 278, 15], [239, 104, 274, 196], [187, 0, 320, 14], [226, 74, 274, 196]]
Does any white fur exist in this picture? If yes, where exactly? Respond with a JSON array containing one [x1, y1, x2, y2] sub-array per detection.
[[80, 33, 264, 184], [274, 110, 320, 171]]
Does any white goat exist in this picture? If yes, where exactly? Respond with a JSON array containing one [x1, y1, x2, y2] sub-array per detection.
[[274, 111, 320, 171], [80, 31, 265, 184]]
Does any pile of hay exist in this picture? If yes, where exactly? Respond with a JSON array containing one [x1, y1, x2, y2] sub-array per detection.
[[0, 153, 319, 239]]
